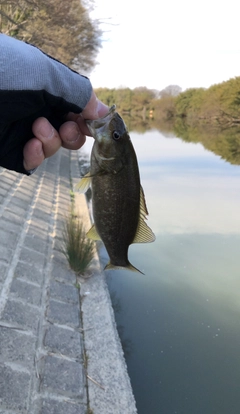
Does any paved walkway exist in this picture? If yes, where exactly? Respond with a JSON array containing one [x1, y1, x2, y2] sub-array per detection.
[[0, 148, 137, 414]]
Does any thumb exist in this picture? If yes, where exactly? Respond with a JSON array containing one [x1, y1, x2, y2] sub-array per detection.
[[82, 91, 109, 120]]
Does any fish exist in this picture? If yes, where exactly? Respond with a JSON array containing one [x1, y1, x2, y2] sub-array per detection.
[[76, 105, 155, 274]]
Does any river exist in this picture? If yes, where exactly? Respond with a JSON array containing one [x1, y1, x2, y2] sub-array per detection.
[[80, 127, 240, 414]]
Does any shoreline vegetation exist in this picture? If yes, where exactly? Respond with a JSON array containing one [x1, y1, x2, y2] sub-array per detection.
[[94, 76, 240, 166]]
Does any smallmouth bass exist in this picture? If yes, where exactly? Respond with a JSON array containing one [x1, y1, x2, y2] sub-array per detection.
[[76, 105, 155, 274]]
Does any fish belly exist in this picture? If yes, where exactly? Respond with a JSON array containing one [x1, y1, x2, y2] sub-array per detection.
[[92, 171, 139, 266]]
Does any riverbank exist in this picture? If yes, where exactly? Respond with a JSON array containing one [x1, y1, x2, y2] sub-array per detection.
[[0, 148, 137, 414]]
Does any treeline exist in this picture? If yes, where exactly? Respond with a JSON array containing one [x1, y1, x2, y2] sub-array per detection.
[[155, 77, 240, 125], [94, 87, 156, 116], [95, 77, 240, 126]]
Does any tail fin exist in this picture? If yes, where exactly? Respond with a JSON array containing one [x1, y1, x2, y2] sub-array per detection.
[[104, 261, 144, 275]]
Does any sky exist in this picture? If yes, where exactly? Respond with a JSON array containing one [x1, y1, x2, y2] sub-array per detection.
[[89, 0, 240, 92]]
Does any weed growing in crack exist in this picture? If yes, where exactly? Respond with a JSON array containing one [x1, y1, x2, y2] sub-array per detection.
[[62, 209, 94, 275]]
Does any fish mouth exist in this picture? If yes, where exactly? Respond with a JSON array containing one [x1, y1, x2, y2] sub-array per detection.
[[86, 105, 116, 136]]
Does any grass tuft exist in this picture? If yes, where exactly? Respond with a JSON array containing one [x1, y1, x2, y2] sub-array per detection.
[[62, 210, 94, 275]]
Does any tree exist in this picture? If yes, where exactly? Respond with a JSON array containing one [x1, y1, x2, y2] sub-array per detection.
[[159, 85, 182, 98], [0, 0, 101, 73], [174, 88, 201, 118], [131, 87, 155, 112], [153, 95, 176, 119]]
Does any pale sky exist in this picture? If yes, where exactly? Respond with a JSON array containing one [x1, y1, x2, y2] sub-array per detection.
[[89, 0, 240, 91]]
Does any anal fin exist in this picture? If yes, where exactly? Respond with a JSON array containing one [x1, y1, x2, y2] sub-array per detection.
[[133, 217, 156, 244], [86, 224, 101, 240]]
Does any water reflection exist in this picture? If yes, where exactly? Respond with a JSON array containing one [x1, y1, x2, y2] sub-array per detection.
[[124, 116, 240, 166], [172, 120, 240, 166], [79, 126, 240, 414], [133, 130, 240, 235], [107, 287, 134, 357]]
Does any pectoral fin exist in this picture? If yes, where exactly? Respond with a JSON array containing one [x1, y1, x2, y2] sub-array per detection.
[[75, 172, 91, 193], [86, 224, 101, 240]]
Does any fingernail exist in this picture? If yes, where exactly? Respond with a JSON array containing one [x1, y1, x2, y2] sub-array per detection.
[[96, 100, 109, 118], [66, 124, 81, 143], [38, 119, 54, 139]]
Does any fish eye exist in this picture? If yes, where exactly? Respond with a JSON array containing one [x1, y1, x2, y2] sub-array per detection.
[[112, 130, 121, 140]]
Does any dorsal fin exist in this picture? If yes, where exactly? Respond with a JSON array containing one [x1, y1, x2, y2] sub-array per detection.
[[132, 185, 155, 243], [139, 185, 149, 219]]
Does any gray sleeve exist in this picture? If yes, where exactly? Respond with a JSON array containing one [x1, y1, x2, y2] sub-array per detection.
[[0, 34, 92, 110]]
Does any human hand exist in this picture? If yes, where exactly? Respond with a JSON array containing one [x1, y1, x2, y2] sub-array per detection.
[[23, 91, 109, 172]]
